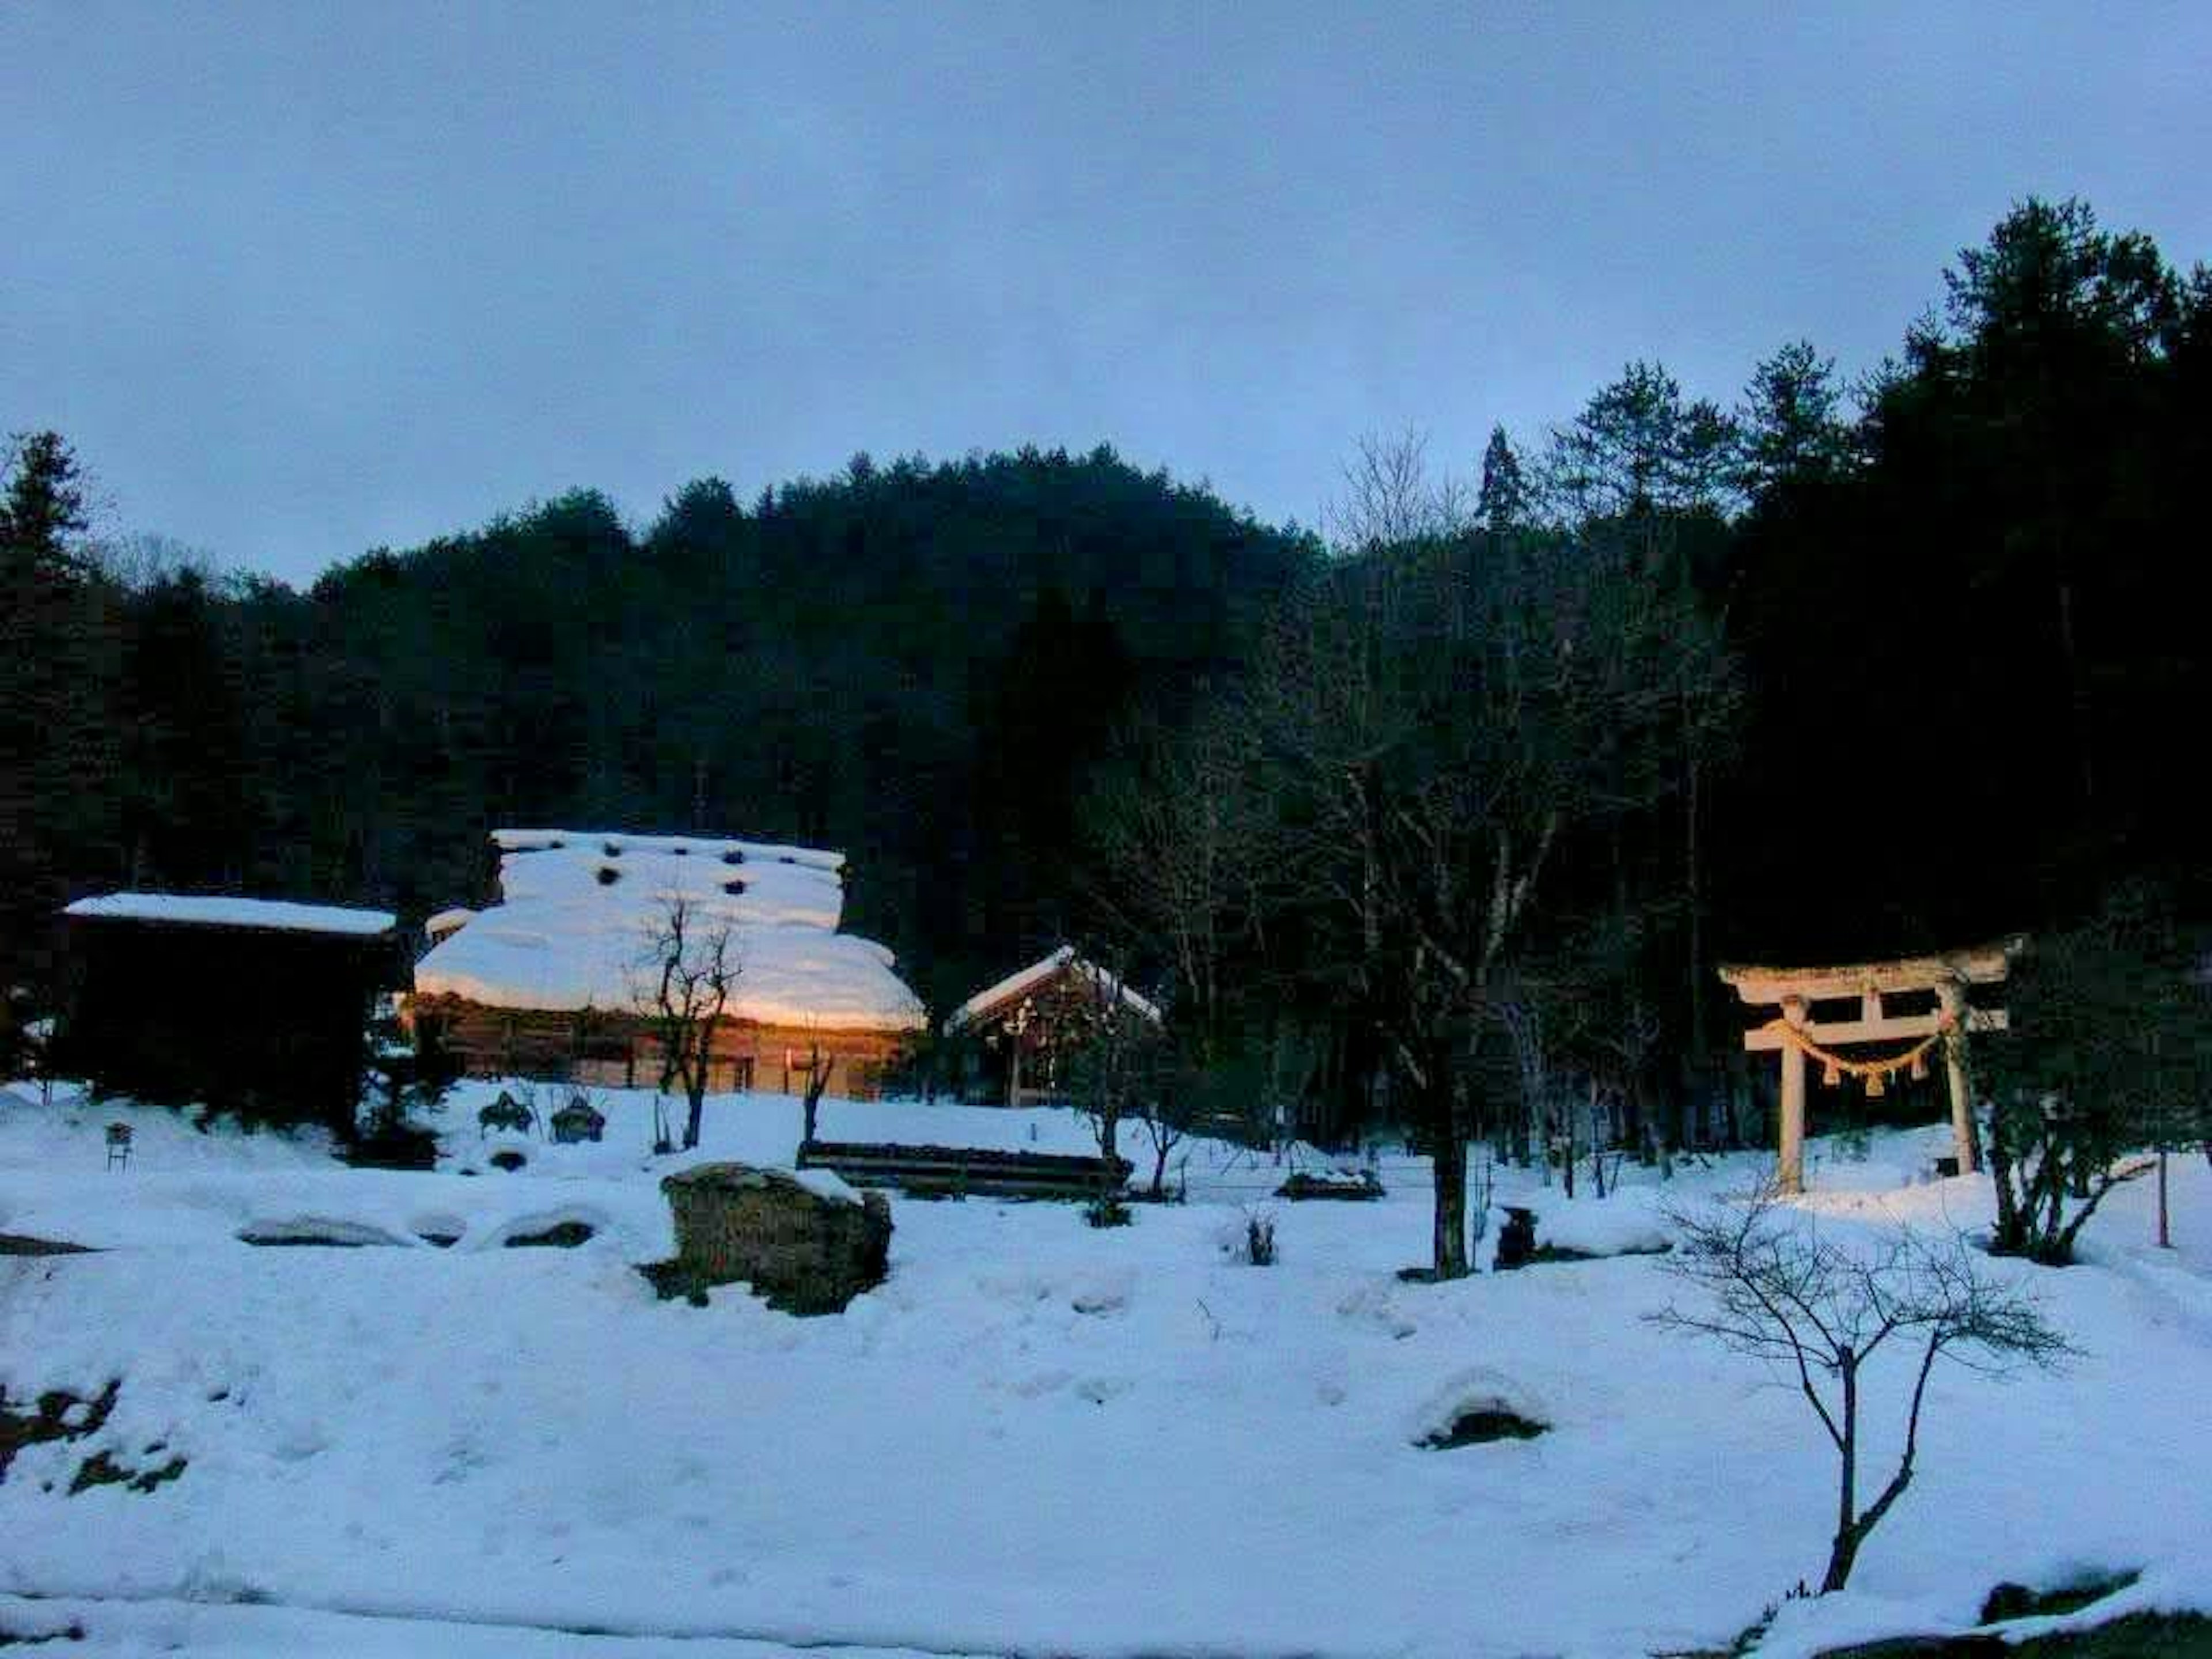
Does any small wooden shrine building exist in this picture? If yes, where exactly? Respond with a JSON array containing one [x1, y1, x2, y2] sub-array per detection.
[[53, 893, 404, 1135], [407, 830, 925, 1101], [945, 945, 1161, 1106], [1718, 938, 2020, 1192]]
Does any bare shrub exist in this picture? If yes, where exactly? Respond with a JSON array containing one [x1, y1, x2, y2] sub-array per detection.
[[1650, 1181, 2073, 1593]]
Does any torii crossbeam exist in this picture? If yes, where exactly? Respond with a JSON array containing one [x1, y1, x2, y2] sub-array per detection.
[[1718, 938, 2022, 1193]]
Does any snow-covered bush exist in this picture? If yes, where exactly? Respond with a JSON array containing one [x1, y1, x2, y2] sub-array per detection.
[[1244, 1206, 1277, 1266], [1978, 888, 2212, 1263]]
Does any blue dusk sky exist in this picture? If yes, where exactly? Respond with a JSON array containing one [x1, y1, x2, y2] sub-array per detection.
[[4, 1, 2207, 579]]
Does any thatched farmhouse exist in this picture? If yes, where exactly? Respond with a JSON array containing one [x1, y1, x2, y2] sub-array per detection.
[[946, 945, 1161, 1106], [54, 893, 404, 1134], [409, 830, 924, 1100]]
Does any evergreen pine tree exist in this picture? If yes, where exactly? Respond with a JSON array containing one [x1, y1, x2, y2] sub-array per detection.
[[1476, 425, 1529, 531], [0, 432, 121, 998]]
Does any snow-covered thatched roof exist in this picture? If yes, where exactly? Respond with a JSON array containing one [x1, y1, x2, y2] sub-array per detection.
[[946, 945, 1162, 1033], [411, 830, 923, 1032], [63, 893, 397, 937]]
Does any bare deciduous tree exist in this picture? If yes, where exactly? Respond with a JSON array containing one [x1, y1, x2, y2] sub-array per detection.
[[1650, 1183, 2072, 1594], [1253, 529, 1709, 1277], [799, 1028, 831, 1148], [1492, 976, 1551, 1173], [1062, 955, 1165, 1225], [634, 895, 740, 1152], [1323, 427, 1469, 552], [1085, 706, 1270, 1076]]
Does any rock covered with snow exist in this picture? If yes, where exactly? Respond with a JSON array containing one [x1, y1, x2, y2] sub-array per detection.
[[1409, 1365, 1552, 1447], [660, 1160, 892, 1315]]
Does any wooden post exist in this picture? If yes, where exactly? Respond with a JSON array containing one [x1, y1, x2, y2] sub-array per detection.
[[1007, 1036, 1022, 1110], [1936, 982, 1982, 1174], [1779, 996, 1808, 1194]]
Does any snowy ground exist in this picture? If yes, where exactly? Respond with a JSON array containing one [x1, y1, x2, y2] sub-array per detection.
[[3, 1077, 2210, 1657]]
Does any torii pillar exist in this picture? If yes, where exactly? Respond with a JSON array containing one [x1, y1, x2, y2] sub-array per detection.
[[1718, 939, 2020, 1194]]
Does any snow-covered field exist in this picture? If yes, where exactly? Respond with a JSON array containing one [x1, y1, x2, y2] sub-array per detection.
[[3, 1078, 2209, 1657]]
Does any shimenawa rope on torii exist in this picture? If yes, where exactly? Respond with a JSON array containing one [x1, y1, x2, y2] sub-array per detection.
[[1755, 1009, 1957, 1098]]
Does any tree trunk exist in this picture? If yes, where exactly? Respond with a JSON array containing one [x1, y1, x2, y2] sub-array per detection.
[[1432, 1123, 1470, 1278], [1093, 1103, 1122, 1219], [1987, 1121, 2024, 1254], [1589, 1081, 1608, 1197], [1821, 1357, 1861, 1593], [2157, 1150, 2171, 1250], [683, 1084, 706, 1151], [2056, 577, 2094, 810], [1685, 743, 1706, 1064]]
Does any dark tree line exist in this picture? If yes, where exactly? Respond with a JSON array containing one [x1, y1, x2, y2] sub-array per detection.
[[7, 198, 2211, 1169], [1070, 198, 2212, 1271], [0, 442, 1315, 1037]]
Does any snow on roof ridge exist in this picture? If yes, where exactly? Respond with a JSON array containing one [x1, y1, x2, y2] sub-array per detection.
[[492, 827, 846, 871], [63, 893, 397, 937], [946, 945, 1161, 1030]]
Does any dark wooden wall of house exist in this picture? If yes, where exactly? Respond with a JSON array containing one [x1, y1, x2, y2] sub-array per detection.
[[53, 919, 403, 1134]]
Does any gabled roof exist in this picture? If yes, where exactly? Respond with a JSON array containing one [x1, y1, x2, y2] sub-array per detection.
[[64, 893, 397, 937], [946, 945, 1162, 1032], [412, 828, 923, 1032]]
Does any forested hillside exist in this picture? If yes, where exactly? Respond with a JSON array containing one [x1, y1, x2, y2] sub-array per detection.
[[7, 197, 2210, 1112], [1, 445, 1316, 1017]]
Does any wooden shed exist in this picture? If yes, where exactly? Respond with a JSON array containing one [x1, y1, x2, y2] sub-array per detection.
[[52, 894, 404, 1135], [945, 945, 1161, 1106]]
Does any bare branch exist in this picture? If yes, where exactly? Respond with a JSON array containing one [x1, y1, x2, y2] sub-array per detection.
[[1650, 1182, 2071, 1593]]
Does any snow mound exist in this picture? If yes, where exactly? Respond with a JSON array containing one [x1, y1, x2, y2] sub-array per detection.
[[410, 1211, 468, 1246], [235, 1217, 411, 1248], [1409, 1367, 1552, 1446], [482, 1207, 612, 1251], [1518, 1195, 1674, 1259]]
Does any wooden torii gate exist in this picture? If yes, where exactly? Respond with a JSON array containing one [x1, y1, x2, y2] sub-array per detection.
[[1718, 938, 2022, 1193]]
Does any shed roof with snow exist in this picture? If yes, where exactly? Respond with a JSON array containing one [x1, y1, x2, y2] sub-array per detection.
[[411, 830, 925, 1032], [63, 893, 398, 936], [946, 945, 1161, 1033]]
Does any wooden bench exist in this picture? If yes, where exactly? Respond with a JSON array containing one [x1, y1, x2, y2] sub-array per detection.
[[796, 1139, 1131, 1202]]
